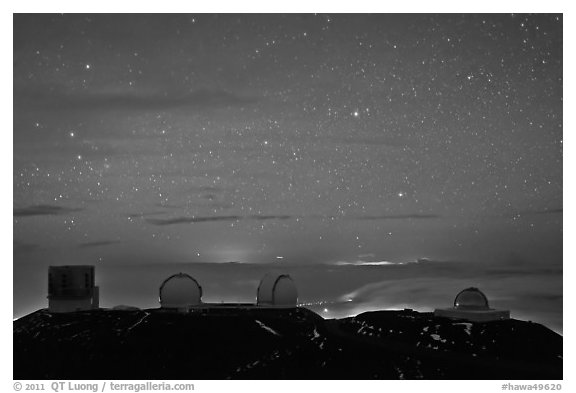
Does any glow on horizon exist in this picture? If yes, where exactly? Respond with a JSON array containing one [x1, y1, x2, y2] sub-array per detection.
[[332, 260, 412, 266]]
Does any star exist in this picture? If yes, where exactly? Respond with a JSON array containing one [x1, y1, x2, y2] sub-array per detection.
[[12, 14, 563, 332]]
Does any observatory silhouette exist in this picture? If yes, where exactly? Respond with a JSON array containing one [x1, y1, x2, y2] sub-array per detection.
[[434, 287, 510, 322], [159, 273, 203, 311], [48, 265, 99, 313], [154, 271, 298, 311], [256, 273, 298, 307], [42, 267, 299, 313]]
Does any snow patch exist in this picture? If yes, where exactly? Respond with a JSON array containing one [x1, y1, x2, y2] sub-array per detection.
[[311, 326, 326, 349], [255, 320, 281, 336], [312, 327, 320, 339], [127, 312, 150, 332], [430, 334, 447, 343], [454, 322, 473, 336]]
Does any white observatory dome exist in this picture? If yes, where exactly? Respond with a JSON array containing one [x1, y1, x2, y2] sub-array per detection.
[[454, 287, 489, 310], [159, 273, 202, 309], [257, 273, 298, 307]]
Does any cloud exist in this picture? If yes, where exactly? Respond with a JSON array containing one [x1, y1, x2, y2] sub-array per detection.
[[127, 211, 167, 219], [333, 260, 401, 266], [15, 86, 259, 113], [78, 240, 121, 248], [13, 204, 83, 217], [507, 208, 563, 219], [352, 213, 441, 220], [147, 215, 241, 225], [146, 214, 292, 226], [250, 215, 292, 221], [329, 257, 435, 267], [154, 203, 183, 209], [306, 213, 440, 220], [144, 212, 437, 226]]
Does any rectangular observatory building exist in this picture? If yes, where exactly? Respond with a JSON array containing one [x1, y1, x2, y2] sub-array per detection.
[[48, 265, 99, 313]]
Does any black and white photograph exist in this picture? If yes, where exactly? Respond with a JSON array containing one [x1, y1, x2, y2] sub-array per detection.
[[12, 8, 564, 383]]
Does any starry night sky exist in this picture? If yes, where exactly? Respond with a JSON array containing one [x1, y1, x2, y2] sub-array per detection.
[[13, 14, 563, 330]]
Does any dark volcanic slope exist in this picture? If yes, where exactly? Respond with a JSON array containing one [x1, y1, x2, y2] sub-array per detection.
[[14, 308, 562, 380]]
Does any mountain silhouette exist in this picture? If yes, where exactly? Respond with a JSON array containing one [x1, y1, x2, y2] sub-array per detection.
[[14, 307, 561, 379]]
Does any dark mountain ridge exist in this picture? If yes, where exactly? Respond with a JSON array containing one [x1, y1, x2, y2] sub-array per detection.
[[14, 307, 562, 379]]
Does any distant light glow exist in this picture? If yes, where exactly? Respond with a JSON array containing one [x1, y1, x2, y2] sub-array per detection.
[[333, 260, 403, 266]]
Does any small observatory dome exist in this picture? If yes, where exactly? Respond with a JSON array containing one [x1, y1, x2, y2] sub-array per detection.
[[159, 273, 202, 309], [454, 287, 489, 310], [257, 273, 298, 307]]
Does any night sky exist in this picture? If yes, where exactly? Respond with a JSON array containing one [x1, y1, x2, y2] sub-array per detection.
[[13, 14, 563, 331]]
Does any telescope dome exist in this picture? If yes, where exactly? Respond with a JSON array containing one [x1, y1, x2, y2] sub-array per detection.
[[454, 287, 489, 310], [257, 273, 297, 307], [159, 273, 202, 308]]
